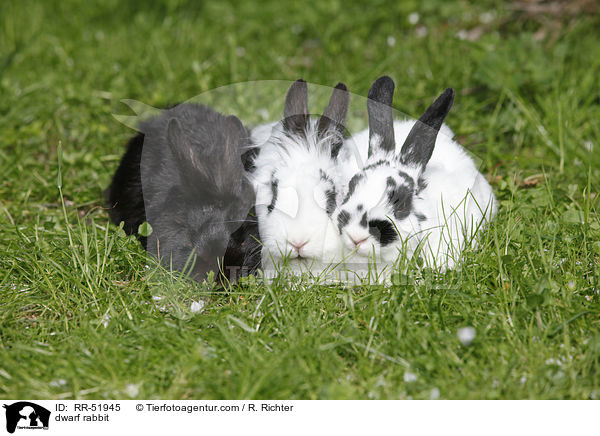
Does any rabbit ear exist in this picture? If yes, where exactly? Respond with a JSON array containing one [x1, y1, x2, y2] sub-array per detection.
[[399, 88, 454, 170], [317, 82, 350, 158], [217, 115, 250, 192], [167, 117, 191, 167], [167, 117, 210, 183], [283, 79, 309, 138], [367, 76, 396, 157], [223, 115, 247, 165]]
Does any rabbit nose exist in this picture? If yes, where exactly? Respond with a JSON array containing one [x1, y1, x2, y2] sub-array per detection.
[[288, 239, 309, 252], [349, 235, 369, 246], [351, 237, 368, 246]]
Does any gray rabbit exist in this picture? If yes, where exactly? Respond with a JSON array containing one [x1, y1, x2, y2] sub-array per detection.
[[107, 103, 260, 282]]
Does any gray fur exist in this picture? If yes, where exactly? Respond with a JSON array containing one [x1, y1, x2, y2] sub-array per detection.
[[108, 103, 259, 282]]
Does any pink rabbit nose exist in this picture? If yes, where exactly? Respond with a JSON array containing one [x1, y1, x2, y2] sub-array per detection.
[[351, 236, 369, 246], [288, 239, 308, 252]]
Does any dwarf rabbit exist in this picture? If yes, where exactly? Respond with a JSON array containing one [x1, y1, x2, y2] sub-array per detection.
[[107, 103, 260, 282], [335, 76, 497, 273], [249, 80, 350, 277]]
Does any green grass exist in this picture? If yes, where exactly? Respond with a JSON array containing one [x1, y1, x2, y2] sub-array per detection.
[[1, 0, 599, 399]]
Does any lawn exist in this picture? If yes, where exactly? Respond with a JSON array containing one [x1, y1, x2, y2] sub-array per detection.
[[0, 0, 599, 399]]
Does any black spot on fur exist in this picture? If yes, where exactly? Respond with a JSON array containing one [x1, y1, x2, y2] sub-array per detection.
[[387, 187, 413, 220], [386, 175, 414, 220], [414, 212, 427, 222], [386, 176, 396, 190], [360, 212, 367, 227], [397, 170, 412, 184], [368, 219, 398, 246], [267, 176, 278, 213], [343, 173, 364, 204], [417, 176, 427, 194], [325, 186, 337, 216], [241, 147, 259, 173], [362, 159, 388, 172], [357, 204, 363, 211], [337, 210, 350, 232], [331, 138, 344, 160]]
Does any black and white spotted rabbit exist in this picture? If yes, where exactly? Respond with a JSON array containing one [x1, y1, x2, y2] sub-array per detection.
[[335, 76, 497, 272], [249, 80, 350, 277]]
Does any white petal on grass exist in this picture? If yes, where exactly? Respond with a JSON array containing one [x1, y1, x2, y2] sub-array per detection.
[[430, 387, 440, 400], [191, 300, 205, 313], [415, 26, 428, 38], [403, 371, 418, 383], [479, 11, 496, 24], [101, 313, 110, 328], [408, 12, 419, 25], [125, 384, 139, 398], [375, 375, 387, 387], [386, 36, 396, 47], [49, 379, 67, 387], [457, 326, 476, 345]]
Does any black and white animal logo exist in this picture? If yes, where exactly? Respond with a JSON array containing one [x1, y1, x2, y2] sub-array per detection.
[[3, 402, 50, 434]]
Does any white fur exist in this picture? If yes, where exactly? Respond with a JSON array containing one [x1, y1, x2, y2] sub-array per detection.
[[250, 120, 344, 277], [336, 119, 497, 275]]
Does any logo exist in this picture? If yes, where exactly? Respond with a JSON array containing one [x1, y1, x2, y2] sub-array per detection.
[[3, 402, 50, 434]]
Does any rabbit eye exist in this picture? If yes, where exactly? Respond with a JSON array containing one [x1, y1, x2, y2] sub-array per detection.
[[368, 219, 398, 246], [325, 187, 337, 216], [387, 187, 413, 220]]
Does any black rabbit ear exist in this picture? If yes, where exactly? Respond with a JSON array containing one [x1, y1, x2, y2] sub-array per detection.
[[317, 83, 350, 135], [367, 76, 396, 157], [223, 115, 247, 162], [399, 88, 454, 171], [166, 117, 188, 165], [317, 82, 350, 158], [283, 79, 309, 138], [167, 117, 209, 181]]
